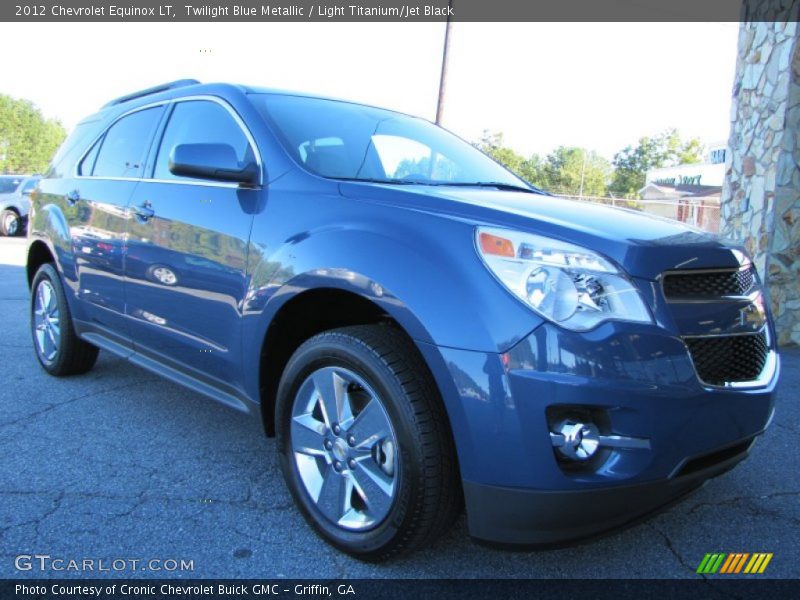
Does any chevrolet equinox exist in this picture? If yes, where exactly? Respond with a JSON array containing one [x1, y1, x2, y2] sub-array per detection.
[[26, 80, 779, 560]]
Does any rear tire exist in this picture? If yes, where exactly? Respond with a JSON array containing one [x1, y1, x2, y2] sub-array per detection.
[[30, 263, 99, 376], [276, 324, 461, 561]]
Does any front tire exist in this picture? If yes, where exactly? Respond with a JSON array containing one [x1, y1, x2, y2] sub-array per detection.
[[146, 264, 179, 286], [30, 263, 99, 376], [1, 209, 22, 236], [276, 325, 461, 561]]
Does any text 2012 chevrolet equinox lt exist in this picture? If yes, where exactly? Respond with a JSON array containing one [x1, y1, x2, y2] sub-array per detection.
[[26, 80, 779, 560]]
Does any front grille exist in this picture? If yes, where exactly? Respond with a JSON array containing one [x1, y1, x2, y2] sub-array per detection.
[[684, 331, 769, 386], [663, 267, 755, 299]]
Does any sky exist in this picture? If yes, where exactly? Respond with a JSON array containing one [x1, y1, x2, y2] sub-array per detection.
[[0, 22, 740, 161]]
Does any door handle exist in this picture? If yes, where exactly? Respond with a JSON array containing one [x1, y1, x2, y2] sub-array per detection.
[[66, 190, 80, 206], [134, 201, 155, 222]]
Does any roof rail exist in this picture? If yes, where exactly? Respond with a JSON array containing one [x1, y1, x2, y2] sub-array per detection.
[[101, 79, 201, 108]]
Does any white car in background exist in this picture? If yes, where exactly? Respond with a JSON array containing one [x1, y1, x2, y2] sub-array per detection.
[[0, 175, 39, 236]]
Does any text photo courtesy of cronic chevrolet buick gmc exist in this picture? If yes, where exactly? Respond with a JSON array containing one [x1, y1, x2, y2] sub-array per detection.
[[26, 80, 779, 560]]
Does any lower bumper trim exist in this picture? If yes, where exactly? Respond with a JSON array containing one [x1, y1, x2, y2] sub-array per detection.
[[464, 437, 754, 547]]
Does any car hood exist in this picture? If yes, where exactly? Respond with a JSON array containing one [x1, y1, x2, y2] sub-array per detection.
[[338, 183, 745, 280]]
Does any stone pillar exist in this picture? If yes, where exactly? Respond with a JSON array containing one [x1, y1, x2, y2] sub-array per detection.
[[722, 12, 800, 346]]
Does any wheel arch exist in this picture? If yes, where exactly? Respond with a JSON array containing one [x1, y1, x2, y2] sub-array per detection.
[[258, 287, 410, 437], [256, 286, 426, 437], [27, 240, 57, 288]]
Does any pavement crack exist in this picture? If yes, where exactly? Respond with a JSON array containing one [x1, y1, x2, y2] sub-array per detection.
[[688, 489, 800, 515], [0, 491, 66, 542], [648, 523, 697, 576], [648, 523, 739, 596], [0, 489, 294, 514], [33, 491, 66, 538], [0, 379, 157, 429]]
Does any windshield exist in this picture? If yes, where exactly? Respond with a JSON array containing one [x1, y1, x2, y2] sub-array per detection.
[[255, 94, 529, 188], [0, 177, 22, 194]]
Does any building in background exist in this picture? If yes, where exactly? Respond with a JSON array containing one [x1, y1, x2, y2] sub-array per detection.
[[638, 183, 721, 232], [645, 141, 727, 188], [638, 141, 727, 232]]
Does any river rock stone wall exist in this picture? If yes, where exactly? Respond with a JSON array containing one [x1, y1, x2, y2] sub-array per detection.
[[722, 13, 800, 346]]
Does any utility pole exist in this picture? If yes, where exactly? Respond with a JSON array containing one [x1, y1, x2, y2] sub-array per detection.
[[578, 151, 587, 199], [435, 0, 453, 125]]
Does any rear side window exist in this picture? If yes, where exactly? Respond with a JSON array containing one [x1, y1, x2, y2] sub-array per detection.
[[78, 139, 101, 176], [22, 179, 38, 193], [92, 107, 163, 178], [153, 100, 253, 181], [48, 120, 103, 178]]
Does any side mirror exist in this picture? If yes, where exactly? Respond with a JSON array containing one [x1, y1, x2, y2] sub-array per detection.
[[168, 143, 259, 185]]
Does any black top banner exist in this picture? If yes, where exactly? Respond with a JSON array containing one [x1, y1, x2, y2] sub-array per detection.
[[2, 0, 800, 22]]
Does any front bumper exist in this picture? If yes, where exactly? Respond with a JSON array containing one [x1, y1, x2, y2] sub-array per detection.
[[464, 435, 755, 546], [418, 320, 778, 545]]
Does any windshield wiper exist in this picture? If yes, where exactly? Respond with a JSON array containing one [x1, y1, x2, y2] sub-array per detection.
[[332, 177, 550, 195], [435, 181, 546, 194], [332, 177, 418, 185]]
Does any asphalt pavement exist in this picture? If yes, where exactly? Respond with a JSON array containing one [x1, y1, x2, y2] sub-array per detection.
[[1, 236, 798, 579]]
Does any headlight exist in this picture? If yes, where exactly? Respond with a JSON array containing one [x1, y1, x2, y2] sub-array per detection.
[[476, 227, 652, 331]]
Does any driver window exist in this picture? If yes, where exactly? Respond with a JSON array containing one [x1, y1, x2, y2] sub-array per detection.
[[154, 100, 253, 181]]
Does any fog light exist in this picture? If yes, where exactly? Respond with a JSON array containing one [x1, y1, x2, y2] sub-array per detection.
[[549, 415, 651, 465], [550, 420, 600, 461]]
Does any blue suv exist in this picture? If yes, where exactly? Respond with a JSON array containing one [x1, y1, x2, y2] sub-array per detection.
[[27, 80, 779, 560]]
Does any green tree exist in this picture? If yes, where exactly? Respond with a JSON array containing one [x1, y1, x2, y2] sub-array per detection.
[[474, 130, 525, 174], [539, 146, 610, 197], [519, 154, 545, 189], [676, 137, 704, 166], [474, 132, 611, 195], [0, 94, 66, 174], [610, 129, 703, 198], [474, 130, 547, 188]]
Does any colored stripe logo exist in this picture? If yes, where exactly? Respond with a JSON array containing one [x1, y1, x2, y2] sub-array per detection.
[[697, 553, 773, 575]]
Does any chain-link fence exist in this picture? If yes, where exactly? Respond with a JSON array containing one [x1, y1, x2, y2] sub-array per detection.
[[552, 193, 721, 234]]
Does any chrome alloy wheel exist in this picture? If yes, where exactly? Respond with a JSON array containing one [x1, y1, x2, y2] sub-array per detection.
[[290, 366, 399, 531], [151, 266, 178, 285], [33, 280, 61, 362], [3, 212, 19, 235]]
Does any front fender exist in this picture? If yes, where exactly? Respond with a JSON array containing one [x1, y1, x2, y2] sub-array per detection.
[[0, 199, 25, 215], [240, 205, 544, 474], [245, 206, 542, 355]]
